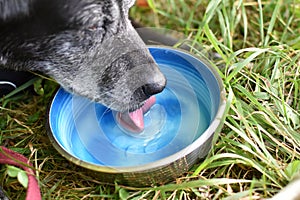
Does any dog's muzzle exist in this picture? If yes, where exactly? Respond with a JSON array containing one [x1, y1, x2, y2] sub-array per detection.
[[141, 83, 165, 97]]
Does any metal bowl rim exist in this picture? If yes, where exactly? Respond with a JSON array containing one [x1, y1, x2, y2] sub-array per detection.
[[46, 45, 227, 173]]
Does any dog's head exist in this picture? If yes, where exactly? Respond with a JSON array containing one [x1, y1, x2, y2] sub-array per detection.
[[0, 0, 166, 112]]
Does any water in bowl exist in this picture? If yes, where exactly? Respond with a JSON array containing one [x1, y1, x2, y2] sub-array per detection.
[[50, 47, 218, 167]]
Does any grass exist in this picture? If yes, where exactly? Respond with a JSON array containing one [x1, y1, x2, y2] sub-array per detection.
[[1, 0, 300, 199]]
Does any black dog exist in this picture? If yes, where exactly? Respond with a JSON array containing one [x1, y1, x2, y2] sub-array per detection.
[[0, 0, 166, 113]]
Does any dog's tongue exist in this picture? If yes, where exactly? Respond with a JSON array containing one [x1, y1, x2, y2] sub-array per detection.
[[116, 96, 156, 133]]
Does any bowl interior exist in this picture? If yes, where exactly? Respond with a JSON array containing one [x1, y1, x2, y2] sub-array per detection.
[[48, 46, 223, 168]]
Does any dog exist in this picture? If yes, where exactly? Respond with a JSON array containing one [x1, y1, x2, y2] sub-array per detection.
[[0, 0, 166, 113]]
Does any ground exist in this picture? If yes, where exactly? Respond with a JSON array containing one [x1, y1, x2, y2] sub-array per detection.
[[0, 0, 300, 199]]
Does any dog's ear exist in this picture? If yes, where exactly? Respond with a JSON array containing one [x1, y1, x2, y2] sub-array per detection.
[[0, 0, 33, 21]]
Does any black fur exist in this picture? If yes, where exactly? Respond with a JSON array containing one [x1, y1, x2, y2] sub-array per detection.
[[0, 0, 166, 112]]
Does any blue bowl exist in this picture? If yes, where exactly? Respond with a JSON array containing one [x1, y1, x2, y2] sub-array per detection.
[[47, 46, 226, 186]]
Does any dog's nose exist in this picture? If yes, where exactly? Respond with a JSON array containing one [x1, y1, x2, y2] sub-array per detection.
[[142, 83, 166, 97]]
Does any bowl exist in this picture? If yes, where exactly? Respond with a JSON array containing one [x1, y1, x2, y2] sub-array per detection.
[[47, 46, 226, 186]]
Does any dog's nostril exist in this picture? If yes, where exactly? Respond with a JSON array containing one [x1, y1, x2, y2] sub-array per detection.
[[142, 83, 165, 97]]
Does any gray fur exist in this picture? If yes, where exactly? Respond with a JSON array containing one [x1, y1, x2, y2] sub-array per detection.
[[0, 0, 32, 20], [0, 0, 166, 112]]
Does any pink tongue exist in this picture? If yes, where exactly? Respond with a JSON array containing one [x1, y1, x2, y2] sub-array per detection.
[[116, 96, 156, 133]]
